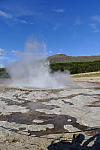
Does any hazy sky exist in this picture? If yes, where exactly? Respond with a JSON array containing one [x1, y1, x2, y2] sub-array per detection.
[[0, 0, 100, 66]]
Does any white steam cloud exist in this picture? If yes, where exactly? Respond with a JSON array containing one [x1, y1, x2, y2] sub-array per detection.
[[7, 40, 73, 89]]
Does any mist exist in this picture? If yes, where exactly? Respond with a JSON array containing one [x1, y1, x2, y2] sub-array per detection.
[[6, 40, 73, 89]]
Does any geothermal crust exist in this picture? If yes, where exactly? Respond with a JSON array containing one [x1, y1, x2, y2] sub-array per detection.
[[0, 79, 100, 150]]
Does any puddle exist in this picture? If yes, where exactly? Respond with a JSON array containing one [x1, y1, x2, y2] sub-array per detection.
[[0, 111, 90, 137]]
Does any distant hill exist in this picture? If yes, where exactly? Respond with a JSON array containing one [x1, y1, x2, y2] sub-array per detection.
[[48, 54, 100, 63]]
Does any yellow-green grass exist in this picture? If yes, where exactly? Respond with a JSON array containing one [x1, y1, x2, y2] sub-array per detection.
[[72, 71, 100, 78]]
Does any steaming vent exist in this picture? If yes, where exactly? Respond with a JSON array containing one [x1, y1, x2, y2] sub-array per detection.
[[6, 40, 73, 89]]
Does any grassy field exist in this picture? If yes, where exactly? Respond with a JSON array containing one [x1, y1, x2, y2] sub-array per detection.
[[72, 71, 100, 78]]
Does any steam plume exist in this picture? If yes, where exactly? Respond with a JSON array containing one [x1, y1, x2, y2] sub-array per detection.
[[7, 40, 73, 89]]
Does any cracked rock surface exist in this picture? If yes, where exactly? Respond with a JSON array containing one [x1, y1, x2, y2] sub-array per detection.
[[0, 79, 100, 149]]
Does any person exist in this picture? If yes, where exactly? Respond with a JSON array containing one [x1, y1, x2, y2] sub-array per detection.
[[48, 139, 71, 150], [48, 134, 85, 150], [82, 133, 100, 150], [91, 134, 100, 150], [48, 133, 100, 150], [70, 134, 85, 150]]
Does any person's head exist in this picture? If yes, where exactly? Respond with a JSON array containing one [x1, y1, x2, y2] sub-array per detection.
[[72, 134, 85, 144]]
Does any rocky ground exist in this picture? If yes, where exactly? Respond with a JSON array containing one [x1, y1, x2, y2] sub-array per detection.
[[0, 76, 100, 150]]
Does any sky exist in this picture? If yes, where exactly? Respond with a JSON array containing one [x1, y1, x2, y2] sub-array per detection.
[[0, 0, 100, 66]]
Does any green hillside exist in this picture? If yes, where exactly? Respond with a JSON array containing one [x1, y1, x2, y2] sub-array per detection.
[[0, 68, 9, 78], [49, 54, 100, 74], [50, 60, 100, 74]]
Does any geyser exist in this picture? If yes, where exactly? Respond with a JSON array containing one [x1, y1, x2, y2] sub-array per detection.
[[7, 40, 73, 89]]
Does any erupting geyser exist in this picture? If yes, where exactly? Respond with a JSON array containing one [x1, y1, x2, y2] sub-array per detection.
[[7, 40, 73, 89]]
